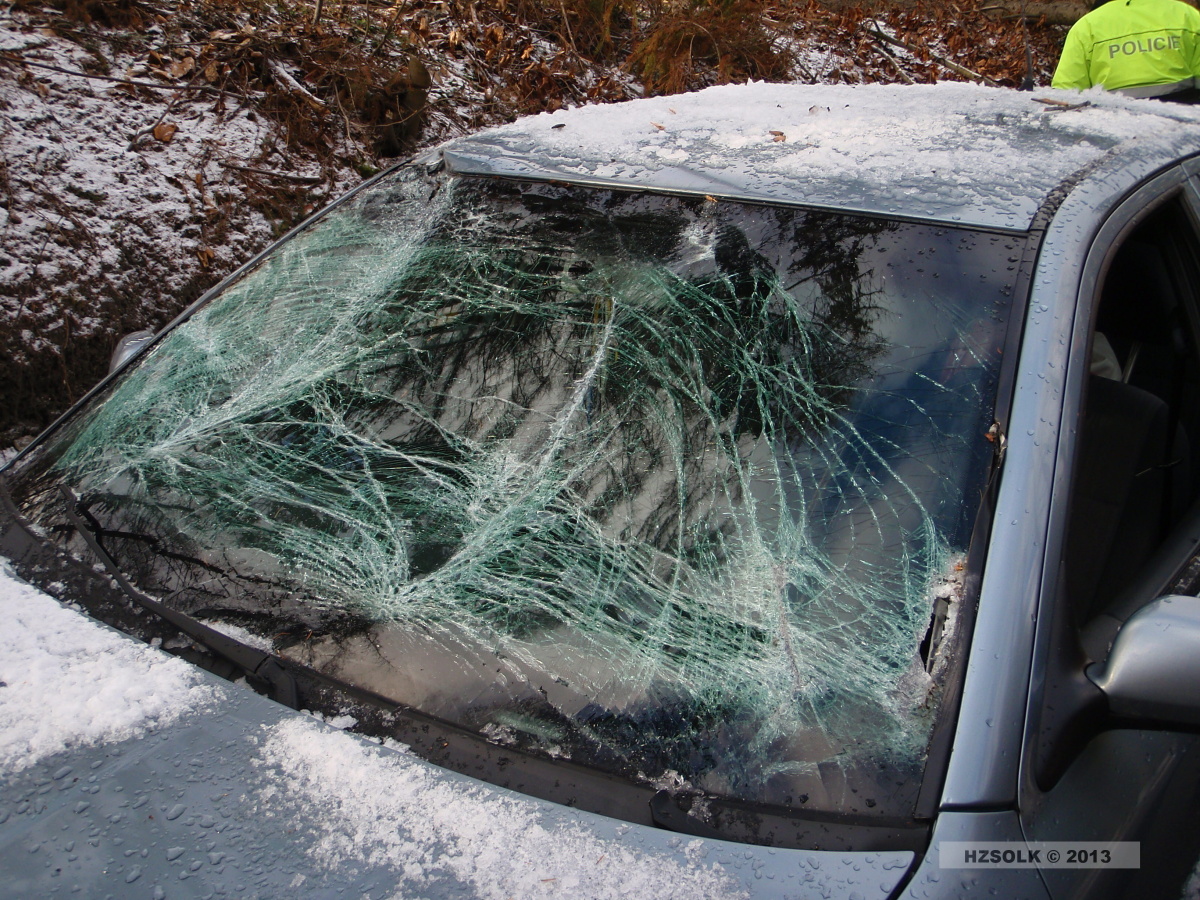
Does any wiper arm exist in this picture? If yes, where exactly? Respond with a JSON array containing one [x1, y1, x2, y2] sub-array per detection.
[[60, 486, 299, 709]]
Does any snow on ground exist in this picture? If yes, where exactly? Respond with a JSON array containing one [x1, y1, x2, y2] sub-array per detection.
[[0, 5, 369, 439], [0, 13, 283, 352], [0, 559, 219, 774]]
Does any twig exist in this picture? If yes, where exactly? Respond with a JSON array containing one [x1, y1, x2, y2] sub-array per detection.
[[1032, 97, 1091, 111], [372, 0, 406, 57], [867, 26, 999, 85], [218, 161, 324, 183], [332, 86, 356, 148], [558, 0, 577, 54]]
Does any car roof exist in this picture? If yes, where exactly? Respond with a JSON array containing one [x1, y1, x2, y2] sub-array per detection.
[[436, 81, 1200, 233]]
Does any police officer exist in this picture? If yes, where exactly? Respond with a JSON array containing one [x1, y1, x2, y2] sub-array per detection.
[[1052, 0, 1200, 100]]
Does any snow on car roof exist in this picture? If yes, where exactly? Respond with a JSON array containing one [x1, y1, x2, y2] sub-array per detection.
[[438, 81, 1200, 232]]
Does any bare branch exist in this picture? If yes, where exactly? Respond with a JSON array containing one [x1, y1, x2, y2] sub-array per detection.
[[867, 26, 1000, 86]]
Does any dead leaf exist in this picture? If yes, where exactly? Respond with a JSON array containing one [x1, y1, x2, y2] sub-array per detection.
[[194, 171, 203, 189], [169, 56, 195, 79], [195, 247, 215, 267], [204, 60, 219, 82], [152, 122, 178, 143], [209, 29, 239, 41], [769, 130, 786, 142], [650, 121, 665, 130]]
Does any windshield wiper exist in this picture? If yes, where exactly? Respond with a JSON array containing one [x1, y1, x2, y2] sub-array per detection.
[[60, 486, 299, 709]]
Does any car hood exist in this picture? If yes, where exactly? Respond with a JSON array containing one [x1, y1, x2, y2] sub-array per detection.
[[0, 562, 914, 899]]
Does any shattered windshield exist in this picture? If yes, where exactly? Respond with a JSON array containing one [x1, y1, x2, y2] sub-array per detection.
[[7, 166, 1020, 820]]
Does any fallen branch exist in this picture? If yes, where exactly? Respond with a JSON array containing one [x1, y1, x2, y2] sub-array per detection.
[[127, 86, 186, 149], [372, 1, 407, 57], [867, 26, 1000, 86], [873, 41, 917, 84], [268, 60, 327, 111], [1033, 97, 1091, 111], [218, 161, 324, 184], [0, 52, 253, 97]]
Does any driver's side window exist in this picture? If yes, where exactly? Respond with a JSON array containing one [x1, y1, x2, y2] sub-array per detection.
[[1064, 197, 1200, 656], [1028, 193, 1200, 900]]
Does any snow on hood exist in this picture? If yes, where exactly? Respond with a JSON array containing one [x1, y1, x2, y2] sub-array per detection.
[[441, 81, 1200, 231], [255, 717, 749, 900], [0, 561, 916, 898], [0, 560, 219, 773]]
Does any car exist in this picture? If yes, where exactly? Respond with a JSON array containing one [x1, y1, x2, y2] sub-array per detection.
[[4, 79, 1200, 899]]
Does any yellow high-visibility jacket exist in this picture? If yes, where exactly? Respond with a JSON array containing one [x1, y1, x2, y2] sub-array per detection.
[[1052, 0, 1200, 96]]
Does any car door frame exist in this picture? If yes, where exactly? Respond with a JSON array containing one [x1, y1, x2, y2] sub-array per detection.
[[1016, 162, 1200, 900]]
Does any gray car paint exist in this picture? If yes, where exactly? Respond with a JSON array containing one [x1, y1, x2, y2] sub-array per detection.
[[1090, 595, 1200, 723]]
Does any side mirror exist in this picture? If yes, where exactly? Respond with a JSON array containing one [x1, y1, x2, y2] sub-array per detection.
[[109, 330, 155, 374], [1087, 595, 1200, 727]]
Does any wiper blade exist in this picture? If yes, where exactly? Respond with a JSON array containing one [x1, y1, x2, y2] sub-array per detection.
[[649, 787, 928, 851], [60, 486, 299, 709]]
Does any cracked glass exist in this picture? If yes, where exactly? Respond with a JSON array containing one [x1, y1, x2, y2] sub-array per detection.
[[7, 166, 1022, 819]]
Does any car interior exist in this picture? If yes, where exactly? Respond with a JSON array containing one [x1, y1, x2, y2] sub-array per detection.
[[1064, 197, 1200, 660]]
